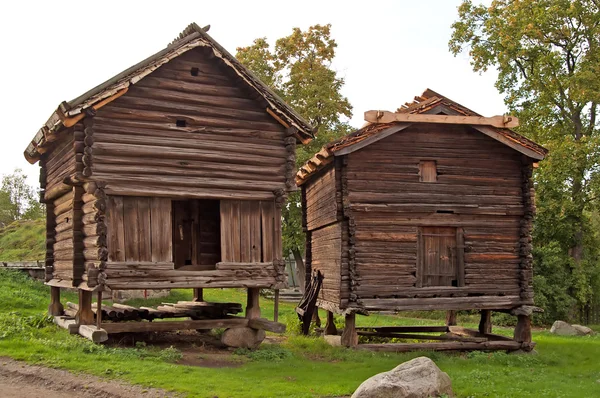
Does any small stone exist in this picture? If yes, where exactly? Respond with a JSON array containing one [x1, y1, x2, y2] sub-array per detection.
[[221, 327, 265, 349], [351, 356, 454, 398], [323, 335, 342, 346]]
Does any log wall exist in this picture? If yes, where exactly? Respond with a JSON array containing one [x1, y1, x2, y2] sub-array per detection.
[[340, 124, 531, 310], [90, 47, 288, 200]]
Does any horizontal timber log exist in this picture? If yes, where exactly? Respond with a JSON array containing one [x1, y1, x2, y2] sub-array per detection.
[[101, 318, 249, 334]]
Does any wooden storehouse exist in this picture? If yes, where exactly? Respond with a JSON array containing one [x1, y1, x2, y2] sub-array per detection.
[[24, 23, 313, 340], [297, 90, 547, 352]]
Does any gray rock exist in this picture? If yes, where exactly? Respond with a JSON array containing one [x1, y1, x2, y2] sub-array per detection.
[[323, 335, 342, 346], [571, 324, 594, 335], [221, 327, 265, 349], [351, 356, 454, 398], [550, 321, 591, 336]]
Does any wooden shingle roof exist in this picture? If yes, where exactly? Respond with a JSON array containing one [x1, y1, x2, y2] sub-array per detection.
[[296, 89, 547, 185], [24, 23, 314, 163]]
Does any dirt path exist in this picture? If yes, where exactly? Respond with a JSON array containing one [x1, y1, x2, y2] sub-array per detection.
[[0, 357, 176, 398]]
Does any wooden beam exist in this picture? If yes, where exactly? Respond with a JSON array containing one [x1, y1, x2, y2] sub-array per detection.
[[101, 318, 248, 334], [76, 290, 94, 325], [479, 310, 492, 334], [341, 313, 358, 347], [324, 311, 338, 335], [364, 110, 519, 129], [78, 325, 108, 343], [247, 318, 286, 333], [48, 286, 64, 316], [246, 288, 261, 319], [471, 125, 544, 160], [334, 124, 411, 156], [357, 340, 524, 352]]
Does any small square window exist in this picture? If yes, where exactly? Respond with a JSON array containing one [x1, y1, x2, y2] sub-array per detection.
[[419, 160, 437, 182]]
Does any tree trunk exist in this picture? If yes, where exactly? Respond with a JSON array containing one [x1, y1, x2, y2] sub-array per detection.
[[292, 247, 306, 293]]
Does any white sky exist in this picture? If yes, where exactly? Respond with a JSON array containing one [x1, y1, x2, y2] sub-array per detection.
[[0, 0, 504, 187]]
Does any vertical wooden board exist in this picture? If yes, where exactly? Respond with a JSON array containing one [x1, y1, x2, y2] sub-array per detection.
[[150, 198, 172, 262], [219, 201, 231, 262], [123, 197, 140, 261], [137, 197, 152, 262], [456, 227, 465, 287], [172, 201, 191, 267], [416, 229, 423, 288], [240, 201, 252, 262], [249, 201, 262, 262], [230, 200, 241, 262], [106, 196, 125, 262], [273, 205, 282, 261], [191, 200, 200, 265], [260, 200, 275, 262], [220, 200, 241, 262]]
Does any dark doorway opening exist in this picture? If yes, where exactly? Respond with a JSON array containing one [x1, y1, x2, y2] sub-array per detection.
[[172, 200, 221, 270]]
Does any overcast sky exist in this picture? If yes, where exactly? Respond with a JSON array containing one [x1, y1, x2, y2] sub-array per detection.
[[0, 0, 502, 186]]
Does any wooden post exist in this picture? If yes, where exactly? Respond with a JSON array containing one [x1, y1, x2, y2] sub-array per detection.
[[446, 310, 457, 326], [193, 288, 204, 302], [96, 291, 103, 329], [76, 290, 94, 325], [514, 315, 532, 344], [325, 310, 338, 335], [246, 288, 260, 319], [341, 313, 358, 347], [479, 310, 492, 334], [312, 309, 322, 328], [274, 289, 280, 322], [48, 286, 64, 316]]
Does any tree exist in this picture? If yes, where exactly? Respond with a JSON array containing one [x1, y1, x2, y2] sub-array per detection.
[[237, 24, 353, 288], [0, 169, 44, 227], [450, 0, 600, 322]]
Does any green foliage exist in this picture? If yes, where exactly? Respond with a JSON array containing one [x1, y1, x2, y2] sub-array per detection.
[[237, 25, 354, 257], [0, 277, 599, 397], [0, 219, 45, 261], [450, 0, 600, 323], [0, 169, 44, 227], [233, 344, 293, 362]]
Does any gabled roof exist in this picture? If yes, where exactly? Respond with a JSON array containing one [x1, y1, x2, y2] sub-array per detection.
[[24, 23, 314, 163], [296, 89, 548, 185]]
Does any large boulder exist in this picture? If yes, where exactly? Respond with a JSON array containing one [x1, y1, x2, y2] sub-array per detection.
[[351, 356, 453, 398], [572, 324, 594, 336], [550, 321, 592, 336], [221, 327, 265, 349]]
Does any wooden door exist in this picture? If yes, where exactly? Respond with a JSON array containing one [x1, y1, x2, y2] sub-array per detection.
[[420, 227, 457, 287]]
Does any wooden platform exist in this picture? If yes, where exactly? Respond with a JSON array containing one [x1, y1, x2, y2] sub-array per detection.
[[56, 300, 286, 342], [350, 325, 534, 352], [65, 301, 243, 322]]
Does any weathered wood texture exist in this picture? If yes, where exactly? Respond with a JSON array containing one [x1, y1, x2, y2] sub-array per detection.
[[102, 261, 281, 290], [91, 47, 290, 200], [106, 195, 171, 263], [305, 123, 537, 312], [42, 130, 77, 200], [51, 189, 78, 282], [304, 165, 341, 231], [310, 222, 342, 305], [344, 124, 527, 308], [220, 199, 279, 263]]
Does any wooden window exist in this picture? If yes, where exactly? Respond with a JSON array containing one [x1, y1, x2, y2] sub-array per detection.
[[419, 160, 437, 182], [417, 227, 464, 287]]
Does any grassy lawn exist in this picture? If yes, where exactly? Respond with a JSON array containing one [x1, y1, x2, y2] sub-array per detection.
[[0, 269, 598, 397]]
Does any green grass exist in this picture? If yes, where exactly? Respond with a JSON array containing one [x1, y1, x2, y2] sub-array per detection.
[[0, 219, 45, 261], [0, 269, 599, 397]]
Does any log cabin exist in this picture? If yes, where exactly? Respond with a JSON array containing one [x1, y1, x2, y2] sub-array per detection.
[[23, 23, 313, 338], [296, 89, 547, 352]]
